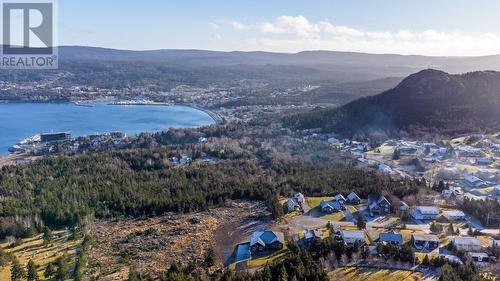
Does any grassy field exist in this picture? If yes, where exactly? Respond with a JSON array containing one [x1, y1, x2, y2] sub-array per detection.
[[329, 267, 423, 281], [0, 230, 81, 280], [306, 196, 334, 209], [321, 212, 345, 221]]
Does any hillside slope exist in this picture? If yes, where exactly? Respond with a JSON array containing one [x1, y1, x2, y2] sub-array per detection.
[[286, 69, 500, 138]]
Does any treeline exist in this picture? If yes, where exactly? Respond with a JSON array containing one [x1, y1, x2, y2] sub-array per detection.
[[461, 198, 500, 227]]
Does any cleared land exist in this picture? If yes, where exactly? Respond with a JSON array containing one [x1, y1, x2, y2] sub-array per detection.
[[88, 201, 267, 279]]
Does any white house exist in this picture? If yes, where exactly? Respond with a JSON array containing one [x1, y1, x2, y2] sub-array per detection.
[[340, 230, 366, 245], [443, 210, 466, 221], [467, 252, 490, 263], [464, 175, 487, 189], [449, 236, 483, 252], [411, 234, 439, 251], [411, 206, 440, 220]]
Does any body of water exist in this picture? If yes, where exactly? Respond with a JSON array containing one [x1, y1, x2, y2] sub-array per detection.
[[0, 102, 215, 154]]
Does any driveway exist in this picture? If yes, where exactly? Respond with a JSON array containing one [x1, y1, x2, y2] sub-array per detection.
[[289, 214, 354, 235]]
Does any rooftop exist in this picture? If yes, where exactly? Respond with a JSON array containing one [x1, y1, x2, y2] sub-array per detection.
[[379, 231, 403, 244], [415, 206, 440, 215], [412, 234, 439, 242]]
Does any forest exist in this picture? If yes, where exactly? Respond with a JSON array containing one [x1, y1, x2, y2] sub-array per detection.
[[0, 143, 423, 239]]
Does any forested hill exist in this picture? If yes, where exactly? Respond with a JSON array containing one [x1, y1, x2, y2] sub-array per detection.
[[285, 69, 500, 138]]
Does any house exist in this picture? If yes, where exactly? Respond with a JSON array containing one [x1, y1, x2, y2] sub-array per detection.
[[411, 234, 439, 251], [464, 175, 487, 189], [379, 230, 403, 246], [467, 252, 490, 263], [443, 210, 466, 221], [340, 230, 366, 245], [399, 201, 410, 212], [250, 231, 285, 253], [320, 200, 342, 213], [294, 192, 305, 204], [449, 236, 483, 252], [442, 189, 453, 198], [476, 158, 493, 166], [368, 195, 391, 215], [378, 163, 393, 174], [303, 229, 323, 243], [347, 192, 361, 204], [286, 193, 305, 212], [457, 146, 482, 157], [287, 198, 301, 212], [334, 194, 347, 205], [411, 206, 440, 220]]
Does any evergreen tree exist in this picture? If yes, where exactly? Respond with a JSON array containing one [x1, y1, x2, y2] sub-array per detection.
[[204, 247, 215, 267], [356, 212, 366, 229], [44, 263, 56, 279], [54, 255, 69, 281], [10, 258, 25, 281], [27, 260, 39, 281], [392, 147, 401, 160]]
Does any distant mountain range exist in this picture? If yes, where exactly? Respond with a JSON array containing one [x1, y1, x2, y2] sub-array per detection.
[[57, 46, 500, 82], [285, 69, 500, 138]]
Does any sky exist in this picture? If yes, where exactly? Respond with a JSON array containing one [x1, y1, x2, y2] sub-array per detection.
[[58, 0, 500, 56]]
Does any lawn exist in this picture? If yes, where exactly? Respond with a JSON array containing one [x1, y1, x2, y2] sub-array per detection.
[[247, 243, 289, 268], [329, 266, 423, 281], [321, 212, 345, 221], [306, 196, 334, 209], [0, 230, 81, 281]]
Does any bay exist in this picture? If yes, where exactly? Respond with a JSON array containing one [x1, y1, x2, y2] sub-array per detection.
[[0, 102, 215, 154]]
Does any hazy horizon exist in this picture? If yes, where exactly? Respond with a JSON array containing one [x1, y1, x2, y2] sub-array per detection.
[[56, 0, 500, 56]]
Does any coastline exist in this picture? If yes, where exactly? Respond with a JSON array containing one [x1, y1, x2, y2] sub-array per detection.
[[0, 101, 223, 159]]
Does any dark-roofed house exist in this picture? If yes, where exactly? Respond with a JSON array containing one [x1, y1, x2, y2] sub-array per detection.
[[411, 234, 439, 252], [287, 198, 301, 212], [379, 230, 403, 246], [347, 192, 361, 205], [250, 231, 285, 253], [368, 195, 391, 215], [320, 200, 342, 213]]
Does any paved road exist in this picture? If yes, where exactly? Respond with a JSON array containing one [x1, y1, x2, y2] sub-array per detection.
[[343, 206, 355, 223]]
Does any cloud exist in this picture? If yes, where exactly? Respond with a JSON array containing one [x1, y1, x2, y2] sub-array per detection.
[[227, 15, 500, 56], [209, 22, 220, 29], [230, 21, 252, 30]]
